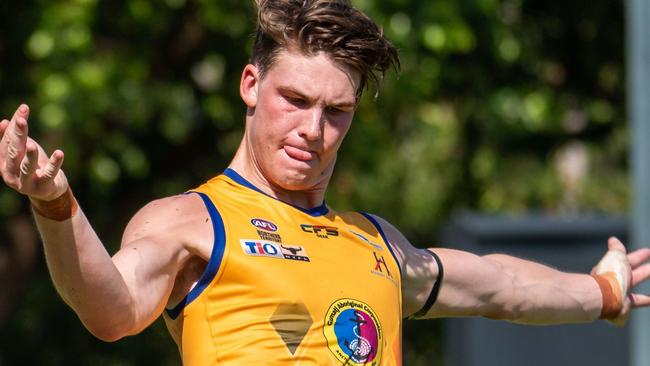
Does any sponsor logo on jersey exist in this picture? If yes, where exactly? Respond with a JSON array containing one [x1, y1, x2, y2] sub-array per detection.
[[301, 224, 339, 238], [323, 298, 383, 366], [250, 218, 278, 232], [279, 244, 310, 262], [241, 240, 309, 262], [241, 240, 284, 258], [372, 252, 391, 277], [350, 230, 383, 251], [257, 229, 282, 243], [370, 252, 397, 286]]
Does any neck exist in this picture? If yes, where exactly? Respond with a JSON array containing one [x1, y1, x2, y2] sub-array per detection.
[[229, 142, 329, 210]]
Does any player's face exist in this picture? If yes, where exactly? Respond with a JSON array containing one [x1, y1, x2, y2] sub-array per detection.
[[240, 49, 360, 194]]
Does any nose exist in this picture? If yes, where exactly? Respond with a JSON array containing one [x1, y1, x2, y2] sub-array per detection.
[[299, 108, 324, 141]]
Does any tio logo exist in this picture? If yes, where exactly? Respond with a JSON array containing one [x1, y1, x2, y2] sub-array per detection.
[[241, 240, 283, 258]]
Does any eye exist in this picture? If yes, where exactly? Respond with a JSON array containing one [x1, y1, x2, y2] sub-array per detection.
[[326, 106, 353, 116], [285, 95, 307, 107], [326, 106, 345, 115]]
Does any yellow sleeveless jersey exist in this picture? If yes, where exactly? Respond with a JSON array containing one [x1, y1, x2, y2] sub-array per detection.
[[166, 169, 403, 365]]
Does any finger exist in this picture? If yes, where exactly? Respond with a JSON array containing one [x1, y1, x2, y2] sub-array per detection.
[[608, 237, 627, 253], [10, 104, 30, 124], [630, 293, 650, 308], [632, 263, 650, 287], [38, 149, 64, 180], [20, 140, 39, 177], [2, 104, 29, 156], [628, 247, 650, 268], [0, 119, 9, 140], [5, 117, 29, 174]]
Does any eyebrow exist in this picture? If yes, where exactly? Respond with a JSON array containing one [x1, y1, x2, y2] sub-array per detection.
[[278, 86, 357, 109]]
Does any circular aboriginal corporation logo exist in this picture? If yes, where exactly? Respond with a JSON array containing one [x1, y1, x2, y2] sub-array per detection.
[[323, 298, 383, 365]]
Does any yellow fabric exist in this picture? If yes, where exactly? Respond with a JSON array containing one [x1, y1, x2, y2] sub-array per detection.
[[176, 172, 403, 365]]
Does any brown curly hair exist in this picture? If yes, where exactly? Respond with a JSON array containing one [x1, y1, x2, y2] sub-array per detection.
[[251, 0, 400, 96]]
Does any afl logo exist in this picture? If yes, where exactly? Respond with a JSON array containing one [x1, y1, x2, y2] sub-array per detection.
[[323, 298, 383, 366], [250, 218, 278, 232]]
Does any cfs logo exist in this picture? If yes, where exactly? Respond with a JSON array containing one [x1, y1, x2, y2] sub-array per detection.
[[251, 218, 278, 232], [241, 240, 310, 262], [301, 224, 339, 239]]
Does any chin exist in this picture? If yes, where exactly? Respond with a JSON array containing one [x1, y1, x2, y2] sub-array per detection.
[[277, 176, 312, 191], [273, 171, 318, 191]]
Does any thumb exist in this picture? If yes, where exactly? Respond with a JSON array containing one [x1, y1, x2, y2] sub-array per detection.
[[608, 237, 627, 254]]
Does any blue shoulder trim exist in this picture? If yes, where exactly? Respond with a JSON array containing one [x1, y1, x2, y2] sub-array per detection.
[[359, 212, 403, 276], [166, 192, 226, 320], [223, 168, 329, 217]]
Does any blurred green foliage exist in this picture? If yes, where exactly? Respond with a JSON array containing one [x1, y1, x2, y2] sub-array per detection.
[[0, 0, 627, 365]]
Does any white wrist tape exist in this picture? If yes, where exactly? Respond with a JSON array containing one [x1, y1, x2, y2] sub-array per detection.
[[592, 250, 629, 319]]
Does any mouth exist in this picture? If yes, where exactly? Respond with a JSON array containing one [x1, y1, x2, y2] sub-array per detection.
[[283, 145, 318, 163]]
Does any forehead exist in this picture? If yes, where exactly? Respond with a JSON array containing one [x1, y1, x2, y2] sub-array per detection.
[[261, 49, 361, 99]]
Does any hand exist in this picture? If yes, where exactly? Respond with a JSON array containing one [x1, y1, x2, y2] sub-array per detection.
[[0, 104, 69, 201], [592, 237, 650, 326]]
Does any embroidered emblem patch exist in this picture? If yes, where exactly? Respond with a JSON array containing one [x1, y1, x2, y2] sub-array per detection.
[[323, 298, 383, 365]]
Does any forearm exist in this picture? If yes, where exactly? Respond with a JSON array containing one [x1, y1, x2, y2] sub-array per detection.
[[484, 254, 602, 324], [33, 205, 135, 340], [1, 105, 140, 340]]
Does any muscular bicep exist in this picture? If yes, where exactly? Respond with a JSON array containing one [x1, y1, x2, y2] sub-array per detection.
[[400, 247, 506, 319], [422, 249, 516, 319], [110, 195, 205, 335], [111, 238, 182, 334], [364, 214, 446, 317]]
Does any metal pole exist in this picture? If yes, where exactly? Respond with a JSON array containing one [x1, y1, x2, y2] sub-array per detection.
[[627, 0, 650, 365]]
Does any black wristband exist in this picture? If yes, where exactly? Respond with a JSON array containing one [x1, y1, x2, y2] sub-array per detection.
[[410, 249, 444, 319]]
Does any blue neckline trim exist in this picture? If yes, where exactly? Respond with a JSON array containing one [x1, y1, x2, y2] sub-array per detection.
[[166, 191, 226, 320], [223, 168, 329, 217], [360, 212, 403, 276]]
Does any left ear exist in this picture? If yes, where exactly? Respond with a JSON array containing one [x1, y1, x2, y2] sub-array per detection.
[[240, 64, 259, 108]]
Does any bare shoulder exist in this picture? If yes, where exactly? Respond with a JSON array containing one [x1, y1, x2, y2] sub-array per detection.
[[121, 193, 213, 256], [364, 213, 441, 317], [365, 214, 439, 273], [363, 213, 416, 262]]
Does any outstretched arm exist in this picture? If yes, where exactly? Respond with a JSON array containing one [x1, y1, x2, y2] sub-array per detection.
[[427, 238, 650, 325], [370, 215, 650, 325], [0, 104, 198, 341]]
